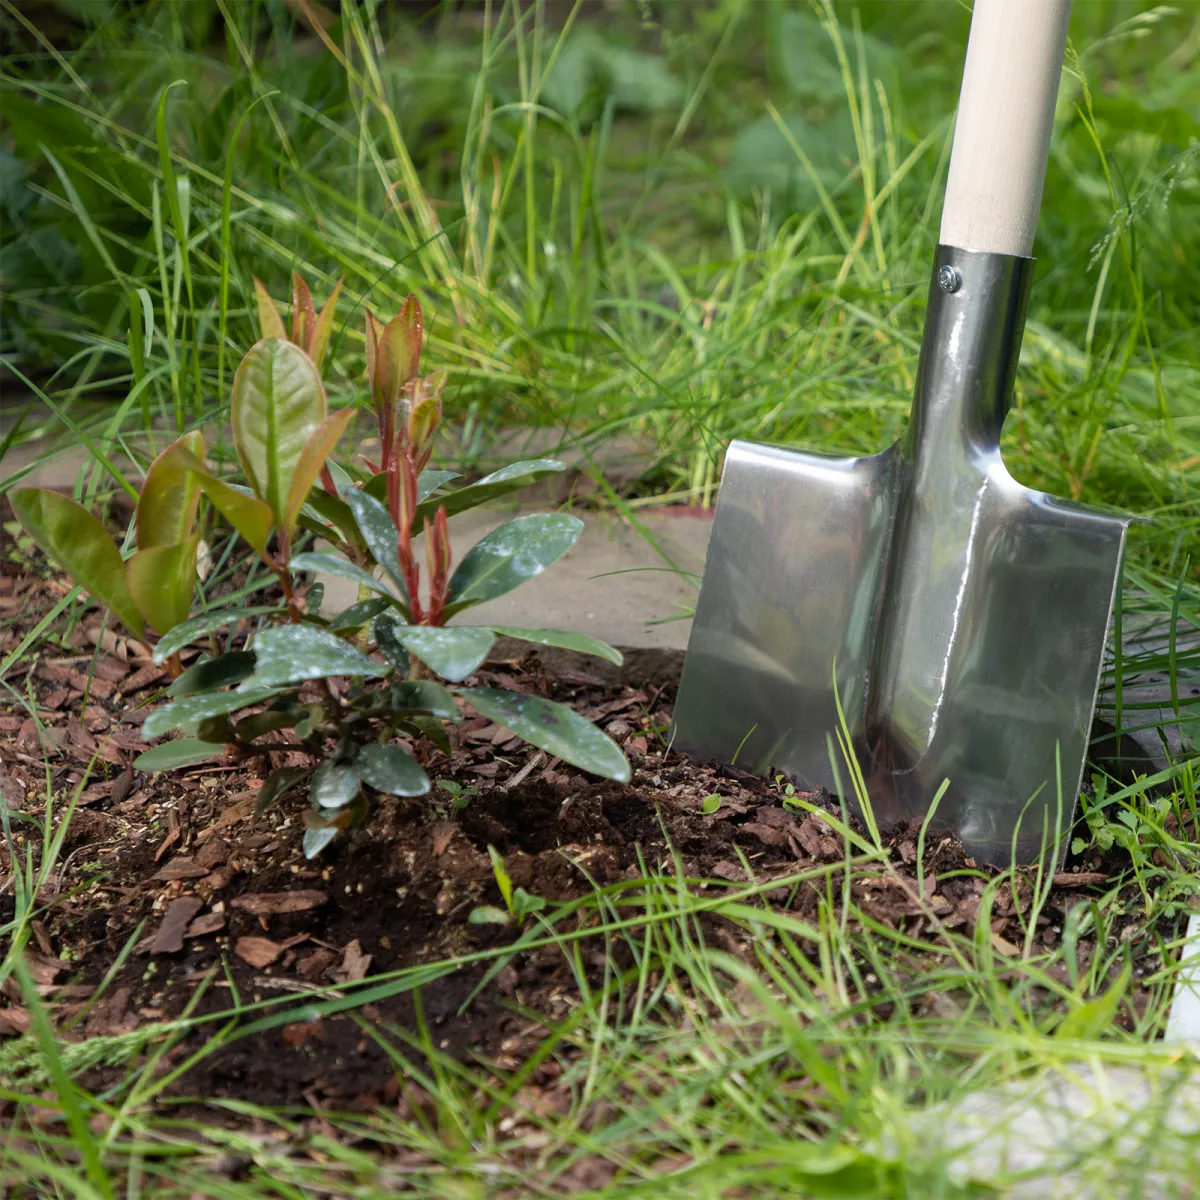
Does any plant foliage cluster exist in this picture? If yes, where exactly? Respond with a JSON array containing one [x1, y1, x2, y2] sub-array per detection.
[[12, 274, 629, 857]]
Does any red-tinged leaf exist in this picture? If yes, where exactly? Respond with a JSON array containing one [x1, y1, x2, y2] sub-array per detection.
[[231, 338, 326, 527], [307, 277, 344, 373], [198, 474, 273, 558], [283, 407, 355, 534], [375, 301, 423, 411], [253, 276, 287, 340], [291, 270, 315, 350], [397, 293, 423, 373], [162, 443, 273, 558], [10, 488, 145, 638], [365, 309, 382, 397], [137, 431, 205, 548], [126, 535, 200, 634]]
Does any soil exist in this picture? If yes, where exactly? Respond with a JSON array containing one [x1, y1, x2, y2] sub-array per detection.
[[0, 562, 1191, 1119]]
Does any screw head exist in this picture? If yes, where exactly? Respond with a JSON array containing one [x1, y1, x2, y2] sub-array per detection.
[[937, 264, 962, 293]]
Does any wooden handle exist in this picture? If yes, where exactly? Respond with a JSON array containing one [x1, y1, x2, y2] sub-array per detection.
[[939, 0, 1072, 256]]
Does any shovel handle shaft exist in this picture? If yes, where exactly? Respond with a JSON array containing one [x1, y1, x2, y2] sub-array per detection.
[[940, 0, 1072, 257]]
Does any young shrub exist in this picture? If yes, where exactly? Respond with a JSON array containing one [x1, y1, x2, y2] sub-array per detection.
[[14, 276, 628, 859]]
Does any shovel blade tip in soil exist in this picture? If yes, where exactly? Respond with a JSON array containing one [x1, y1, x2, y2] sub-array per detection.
[[673, 249, 1132, 867]]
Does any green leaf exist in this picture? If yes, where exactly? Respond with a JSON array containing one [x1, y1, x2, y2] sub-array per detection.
[[374, 304, 423, 407], [1057, 964, 1131, 1040], [778, 11, 895, 102], [143, 684, 280, 739], [302, 487, 364, 549], [153, 606, 279, 664], [419, 460, 564, 523], [134, 738, 224, 771], [289, 552, 403, 607], [364, 469, 461, 504], [487, 626, 622, 666], [307, 278, 344, 372], [254, 765, 310, 816], [355, 743, 430, 796], [311, 761, 361, 809], [512, 887, 546, 916], [456, 688, 629, 781], [487, 844, 514, 911], [196, 472, 273, 557], [168, 650, 257, 696], [374, 613, 410, 670], [468, 905, 511, 926], [136, 431, 204, 547], [411, 714, 452, 755], [10, 487, 145, 638], [235, 703, 302, 742], [727, 108, 855, 210], [701, 794, 722, 815], [447, 514, 582, 606], [391, 680, 460, 721], [231, 338, 326, 526], [162, 443, 273, 557], [283, 407, 355, 535], [126, 536, 199, 635], [394, 626, 494, 682], [303, 826, 341, 859], [253, 277, 287, 340], [327, 596, 391, 634], [417, 469, 460, 501], [341, 487, 408, 600], [253, 624, 384, 686]]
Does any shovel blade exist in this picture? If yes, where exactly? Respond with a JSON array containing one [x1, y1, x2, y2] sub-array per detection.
[[672, 437, 1129, 865]]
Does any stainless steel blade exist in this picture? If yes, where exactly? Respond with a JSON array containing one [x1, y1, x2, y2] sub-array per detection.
[[672, 247, 1131, 865]]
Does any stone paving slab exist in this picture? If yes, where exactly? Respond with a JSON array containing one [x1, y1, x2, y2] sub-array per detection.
[[6, 427, 1193, 766], [892, 1060, 1200, 1195], [317, 505, 707, 653]]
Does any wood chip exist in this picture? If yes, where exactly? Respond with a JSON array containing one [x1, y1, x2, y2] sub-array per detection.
[[109, 767, 135, 806], [339, 939, 372, 981], [194, 838, 230, 869], [990, 931, 1020, 958], [121, 663, 163, 693], [753, 806, 796, 828], [195, 793, 258, 839], [24, 951, 66, 987], [184, 912, 227, 938], [231, 890, 327, 915], [154, 808, 182, 861], [297, 948, 337, 980], [93, 656, 130, 684], [149, 897, 204, 955], [281, 1019, 324, 1047], [153, 858, 210, 881], [431, 821, 456, 856], [0, 1007, 32, 1036], [741, 822, 793, 847], [235, 936, 283, 968], [711, 861, 747, 883], [1051, 871, 1110, 888]]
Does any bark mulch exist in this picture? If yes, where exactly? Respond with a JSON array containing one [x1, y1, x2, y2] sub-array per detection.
[[0, 565, 1174, 1118]]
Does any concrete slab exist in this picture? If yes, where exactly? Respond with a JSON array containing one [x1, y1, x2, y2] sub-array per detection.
[[316, 505, 709, 653], [1166, 914, 1200, 1046], [6, 421, 1193, 769], [891, 1061, 1200, 1195]]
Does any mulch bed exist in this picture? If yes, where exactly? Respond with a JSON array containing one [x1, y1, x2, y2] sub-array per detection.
[[0, 564, 1183, 1118]]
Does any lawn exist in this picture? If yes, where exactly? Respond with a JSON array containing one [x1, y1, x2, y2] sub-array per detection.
[[1, 1, 1198, 1195]]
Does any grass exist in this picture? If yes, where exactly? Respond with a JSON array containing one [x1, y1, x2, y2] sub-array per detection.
[[1, 0, 1198, 1195], [1, 717, 1198, 1196]]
